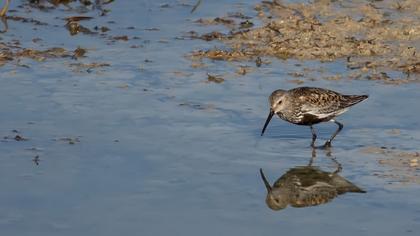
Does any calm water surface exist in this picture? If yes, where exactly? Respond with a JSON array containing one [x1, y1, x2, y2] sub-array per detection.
[[0, 1, 419, 235]]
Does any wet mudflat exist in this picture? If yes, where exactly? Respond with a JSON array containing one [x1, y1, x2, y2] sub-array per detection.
[[0, 0, 419, 235]]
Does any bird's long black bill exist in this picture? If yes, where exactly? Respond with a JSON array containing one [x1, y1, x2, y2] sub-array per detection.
[[261, 109, 274, 136], [259, 168, 272, 193]]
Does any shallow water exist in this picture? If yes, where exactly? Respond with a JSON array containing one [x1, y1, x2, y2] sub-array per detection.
[[1, 1, 420, 235]]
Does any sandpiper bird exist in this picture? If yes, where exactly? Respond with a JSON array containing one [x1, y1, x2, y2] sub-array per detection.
[[259, 166, 365, 210], [261, 87, 368, 147]]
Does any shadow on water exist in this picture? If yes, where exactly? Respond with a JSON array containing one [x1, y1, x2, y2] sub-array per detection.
[[259, 148, 366, 211]]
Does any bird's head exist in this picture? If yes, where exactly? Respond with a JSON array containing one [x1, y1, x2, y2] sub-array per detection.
[[269, 89, 287, 113], [259, 168, 288, 210], [261, 89, 286, 136]]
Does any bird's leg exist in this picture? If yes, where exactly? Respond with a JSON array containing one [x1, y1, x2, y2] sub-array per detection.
[[321, 147, 342, 175], [324, 146, 332, 157], [328, 155, 342, 174], [324, 119, 343, 147], [310, 125, 317, 148], [308, 146, 316, 166], [332, 157, 343, 174]]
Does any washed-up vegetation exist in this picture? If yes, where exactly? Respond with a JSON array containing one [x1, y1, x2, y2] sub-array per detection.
[[190, 0, 420, 83]]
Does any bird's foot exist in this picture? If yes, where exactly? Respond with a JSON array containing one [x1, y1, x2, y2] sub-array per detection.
[[310, 141, 316, 148], [311, 144, 331, 150], [311, 141, 332, 150], [322, 141, 332, 148]]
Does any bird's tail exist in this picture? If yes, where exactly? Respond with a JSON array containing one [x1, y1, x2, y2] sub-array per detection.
[[336, 179, 367, 194], [338, 183, 366, 194], [341, 94, 368, 108]]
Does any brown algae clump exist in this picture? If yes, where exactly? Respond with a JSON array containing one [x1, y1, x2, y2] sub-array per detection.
[[190, 0, 420, 80]]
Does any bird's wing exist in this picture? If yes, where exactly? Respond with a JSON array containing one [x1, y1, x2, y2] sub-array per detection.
[[275, 167, 329, 188], [330, 174, 366, 194], [291, 87, 343, 114], [291, 182, 338, 207], [339, 95, 369, 108], [272, 173, 300, 189]]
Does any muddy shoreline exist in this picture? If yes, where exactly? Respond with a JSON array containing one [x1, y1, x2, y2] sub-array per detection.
[[190, 0, 420, 84]]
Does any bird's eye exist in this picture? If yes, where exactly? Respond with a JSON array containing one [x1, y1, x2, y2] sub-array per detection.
[[278, 100, 282, 104]]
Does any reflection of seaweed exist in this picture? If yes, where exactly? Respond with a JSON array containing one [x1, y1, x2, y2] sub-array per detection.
[[260, 148, 365, 211]]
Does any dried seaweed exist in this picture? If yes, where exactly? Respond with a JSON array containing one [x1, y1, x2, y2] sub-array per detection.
[[190, 0, 420, 82]]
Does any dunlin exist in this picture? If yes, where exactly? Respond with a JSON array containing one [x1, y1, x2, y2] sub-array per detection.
[[261, 87, 368, 147], [259, 166, 365, 210]]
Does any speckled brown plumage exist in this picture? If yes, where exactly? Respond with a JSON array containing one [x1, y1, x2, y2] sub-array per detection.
[[259, 166, 365, 210], [261, 87, 368, 147]]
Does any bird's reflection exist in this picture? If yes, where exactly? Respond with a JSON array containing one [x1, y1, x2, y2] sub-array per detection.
[[260, 148, 365, 211]]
